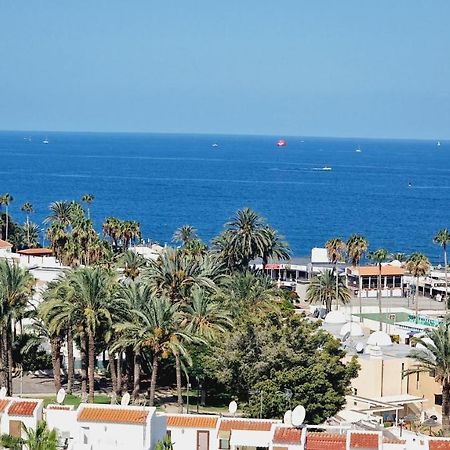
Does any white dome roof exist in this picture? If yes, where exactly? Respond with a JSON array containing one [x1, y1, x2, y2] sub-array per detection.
[[340, 322, 364, 337], [367, 331, 392, 347], [324, 311, 347, 324]]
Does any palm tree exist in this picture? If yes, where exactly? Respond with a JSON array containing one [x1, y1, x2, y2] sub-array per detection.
[[22, 222, 39, 248], [406, 252, 431, 322], [408, 322, 450, 436], [81, 194, 95, 219], [120, 250, 147, 280], [346, 234, 369, 321], [45, 200, 74, 226], [325, 238, 346, 310], [211, 230, 240, 272], [0, 420, 58, 450], [226, 208, 270, 269], [368, 248, 389, 331], [434, 229, 450, 314], [172, 225, 198, 246], [113, 296, 190, 406], [0, 193, 13, 241], [0, 259, 34, 394], [21, 202, 33, 247], [306, 269, 351, 311], [261, 226, 291, 267]]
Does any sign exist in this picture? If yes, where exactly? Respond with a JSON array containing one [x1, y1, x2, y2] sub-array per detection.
[[407, 314, 441, 328]]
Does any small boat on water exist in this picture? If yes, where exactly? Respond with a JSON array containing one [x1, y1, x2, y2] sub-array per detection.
[[212, 143, 219, 148], [43, 137, 49, 144], [277, 139, 287, 147], [356, 145, 362, 153], [437, 141, 441, 147], [322, 166, 332, 171]]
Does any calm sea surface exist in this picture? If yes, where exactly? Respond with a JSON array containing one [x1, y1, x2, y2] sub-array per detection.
[[1, 131, 449, 263]]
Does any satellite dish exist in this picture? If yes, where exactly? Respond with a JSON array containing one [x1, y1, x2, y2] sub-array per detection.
[[228, 401, 238, 415], [342, 331, 351, 342], [283, 410, 292, 426], [291, 405, 306, 427], [121, 392, 131, 406], [56, 388, 66, 404], [355, 342, 365, 353], [0, 387, 6, 399]]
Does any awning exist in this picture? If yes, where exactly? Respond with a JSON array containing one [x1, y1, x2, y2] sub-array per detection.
[[218, 430, 231, 440], [230, 430, 271, 447]]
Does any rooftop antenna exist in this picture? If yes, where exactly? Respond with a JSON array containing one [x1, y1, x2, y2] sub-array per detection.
[[291, 405, 306, 427], [121, 392, 131, 407], [56, 388, 66, 405], [228, 401, 238, 417], [283, 410, 293, 426], [0, 387, 6, 399]]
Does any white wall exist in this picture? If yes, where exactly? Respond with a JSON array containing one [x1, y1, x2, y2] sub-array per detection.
[[169, 426, 216, 450]]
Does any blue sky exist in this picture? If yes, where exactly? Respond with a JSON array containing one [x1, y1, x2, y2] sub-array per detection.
[[0, 1, 449, 139]]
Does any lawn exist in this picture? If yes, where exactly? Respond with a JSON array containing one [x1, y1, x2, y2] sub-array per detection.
[[36, 394, 112, 408], [354, 312, 409, 324]]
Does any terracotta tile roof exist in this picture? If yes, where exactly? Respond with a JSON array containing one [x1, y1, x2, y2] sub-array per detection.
[[0, 399, 10, 413], [78, 407, 149, 424], [350, 432, 379, 449], [18, 248, 53, 256], [350, 266, 405, 277], [8, 401, 38, 416], [273, 427, 301, 444], [46, 405, 72, 411], [0, 239, 12, 249], [167, 415, 218, 429], [219, 419, 275, 432], [429, 441, 450, 450], [305, 432, 346, 450]]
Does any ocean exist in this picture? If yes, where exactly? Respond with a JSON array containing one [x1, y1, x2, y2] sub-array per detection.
[[1, 131, 449, 263]]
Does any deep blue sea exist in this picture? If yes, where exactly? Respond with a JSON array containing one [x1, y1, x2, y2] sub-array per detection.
[[1, 131, 449, 263]]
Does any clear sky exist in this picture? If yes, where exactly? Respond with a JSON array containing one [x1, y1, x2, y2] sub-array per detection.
[[1, 1, 449, 139]]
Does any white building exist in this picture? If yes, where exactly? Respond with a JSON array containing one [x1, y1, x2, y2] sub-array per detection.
[[0, 398, 43, 438]]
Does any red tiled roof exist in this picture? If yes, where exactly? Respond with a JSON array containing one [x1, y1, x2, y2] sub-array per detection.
[[78, 407, 149, 424], [350, 432, 379, 449], [18, 248, 53, 256], [305, 432, 346, 450], [0, 239, 12, 249], [167, 415, 218, 429], [46, 405, 72, 411], [219, 419, 275, 432], [273, 427, 301, 444], [0, 399, 10, 413], [8, 401, 38, 416], [350, 266, 405, 276], [429, 441, 450, 450]]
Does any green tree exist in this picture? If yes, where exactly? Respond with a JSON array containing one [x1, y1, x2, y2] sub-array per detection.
[[120, 250, 147, 280], [81, 193, 95, 219], [0, 193, 13, 241], [0, 421, 58, 450], [408, 322, 450, 436], [0, 259, 34, 394], [21, 202, 34, 247], [172, 225, 198, 246], [325, 238, 346, 308], [434, 228, 450, 313], [406, 252, 431, 323], [346, 234, 369, 321], [306, 269, 351, 311], [368, 248, 389, 331], [261, 226, 291, 267]]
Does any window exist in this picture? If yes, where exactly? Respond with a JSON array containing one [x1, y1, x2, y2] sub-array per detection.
[[219, 439, 230, 449], [435, 394, 443, 406]]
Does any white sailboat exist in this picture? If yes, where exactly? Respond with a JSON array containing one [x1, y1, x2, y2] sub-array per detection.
[[43, 137, 49, 144], [437, 141, 441, 147], [355, 145, 362, 153]]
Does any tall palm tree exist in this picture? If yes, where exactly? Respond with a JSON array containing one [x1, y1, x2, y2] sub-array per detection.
[[211, 230, 240, 272], [81, 194, 95, 219], [0, 194, 13, 241], [120, 250, 147, 280], [0, 259, 34, 394], [172, 225, 198, 246], [406, 252, 431, 323], [368, 248, 389, 331], [21, 202, 33, 247], [226, 208, 270, 269], [346, 234, 369, 321], [113, 296, 190, 406], [45, 201, 74, 226], [325, 238, 346, 310], [306, 269, 351, 311], [408, 322, 450, 436], [434, 229, 450, 314]]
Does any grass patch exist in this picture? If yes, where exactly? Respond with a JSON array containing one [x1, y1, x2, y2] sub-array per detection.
[[39, 394, 111, 408], [354, 312, 409, 324]]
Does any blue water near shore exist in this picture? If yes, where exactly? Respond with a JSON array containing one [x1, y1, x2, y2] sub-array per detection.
[[1, 131, 449, 263]]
